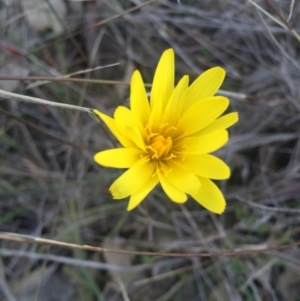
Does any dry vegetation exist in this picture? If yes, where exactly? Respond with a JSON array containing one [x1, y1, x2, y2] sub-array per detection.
[[1, 0, 300, 300]]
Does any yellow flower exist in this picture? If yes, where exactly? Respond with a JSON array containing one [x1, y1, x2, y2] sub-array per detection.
[[93, 49, 238, 213]]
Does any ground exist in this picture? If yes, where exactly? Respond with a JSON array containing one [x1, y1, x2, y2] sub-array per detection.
[[0, 1, 300, 300]]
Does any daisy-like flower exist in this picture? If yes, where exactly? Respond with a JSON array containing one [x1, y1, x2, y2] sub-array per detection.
[[93, 49, 238, 213]]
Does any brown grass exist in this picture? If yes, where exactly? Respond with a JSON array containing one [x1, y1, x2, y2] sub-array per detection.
[[1, 0, 300, 300]]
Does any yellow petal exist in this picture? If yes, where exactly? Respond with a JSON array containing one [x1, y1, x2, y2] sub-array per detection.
[[127, 175, 159, 211], [162, 75, 189, 125], [183, 67, 225, 113], [114, 106, 146, 150], [198, 112, 239, 136], [94, 148, 142, 168], [110, 157, 156, 199], [191, 177, 226, 214], [158, 170, 187, 203], [179, 130, 228, 154], [178, 154, 230, 179], [150, 49, 174, 114], [164, 161, 201, 195], [177, 96, 229, 138], [93, 109, 135, 148], [130, 70, 150, 125]]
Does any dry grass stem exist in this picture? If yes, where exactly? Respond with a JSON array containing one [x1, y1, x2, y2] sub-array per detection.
[[1, 0, 300, 299]]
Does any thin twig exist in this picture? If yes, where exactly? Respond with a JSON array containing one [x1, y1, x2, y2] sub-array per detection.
[[247, 0, 300, 43], [0, 76, 248, 100], [0, 76, 132, 86], [0, 88, 92, 113], [25, 63, 119, 89], [0, 232, 300, 258], [287, 0, 295, 22], [264, 0, 293, 31]]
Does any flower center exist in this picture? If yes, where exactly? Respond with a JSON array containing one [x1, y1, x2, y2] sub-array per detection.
[[146, 134, 175, 160]]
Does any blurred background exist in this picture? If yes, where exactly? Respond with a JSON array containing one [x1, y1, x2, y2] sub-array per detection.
[[1, 0, 300, 300]]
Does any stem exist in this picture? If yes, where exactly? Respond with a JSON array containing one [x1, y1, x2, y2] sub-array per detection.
[[0, 88, 92, 113]]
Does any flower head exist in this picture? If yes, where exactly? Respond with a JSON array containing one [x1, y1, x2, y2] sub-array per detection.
[[93, 49, 238, 213]]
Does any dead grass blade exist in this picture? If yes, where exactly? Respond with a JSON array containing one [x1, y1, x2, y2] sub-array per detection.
[[1, 231, 300, 258]]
